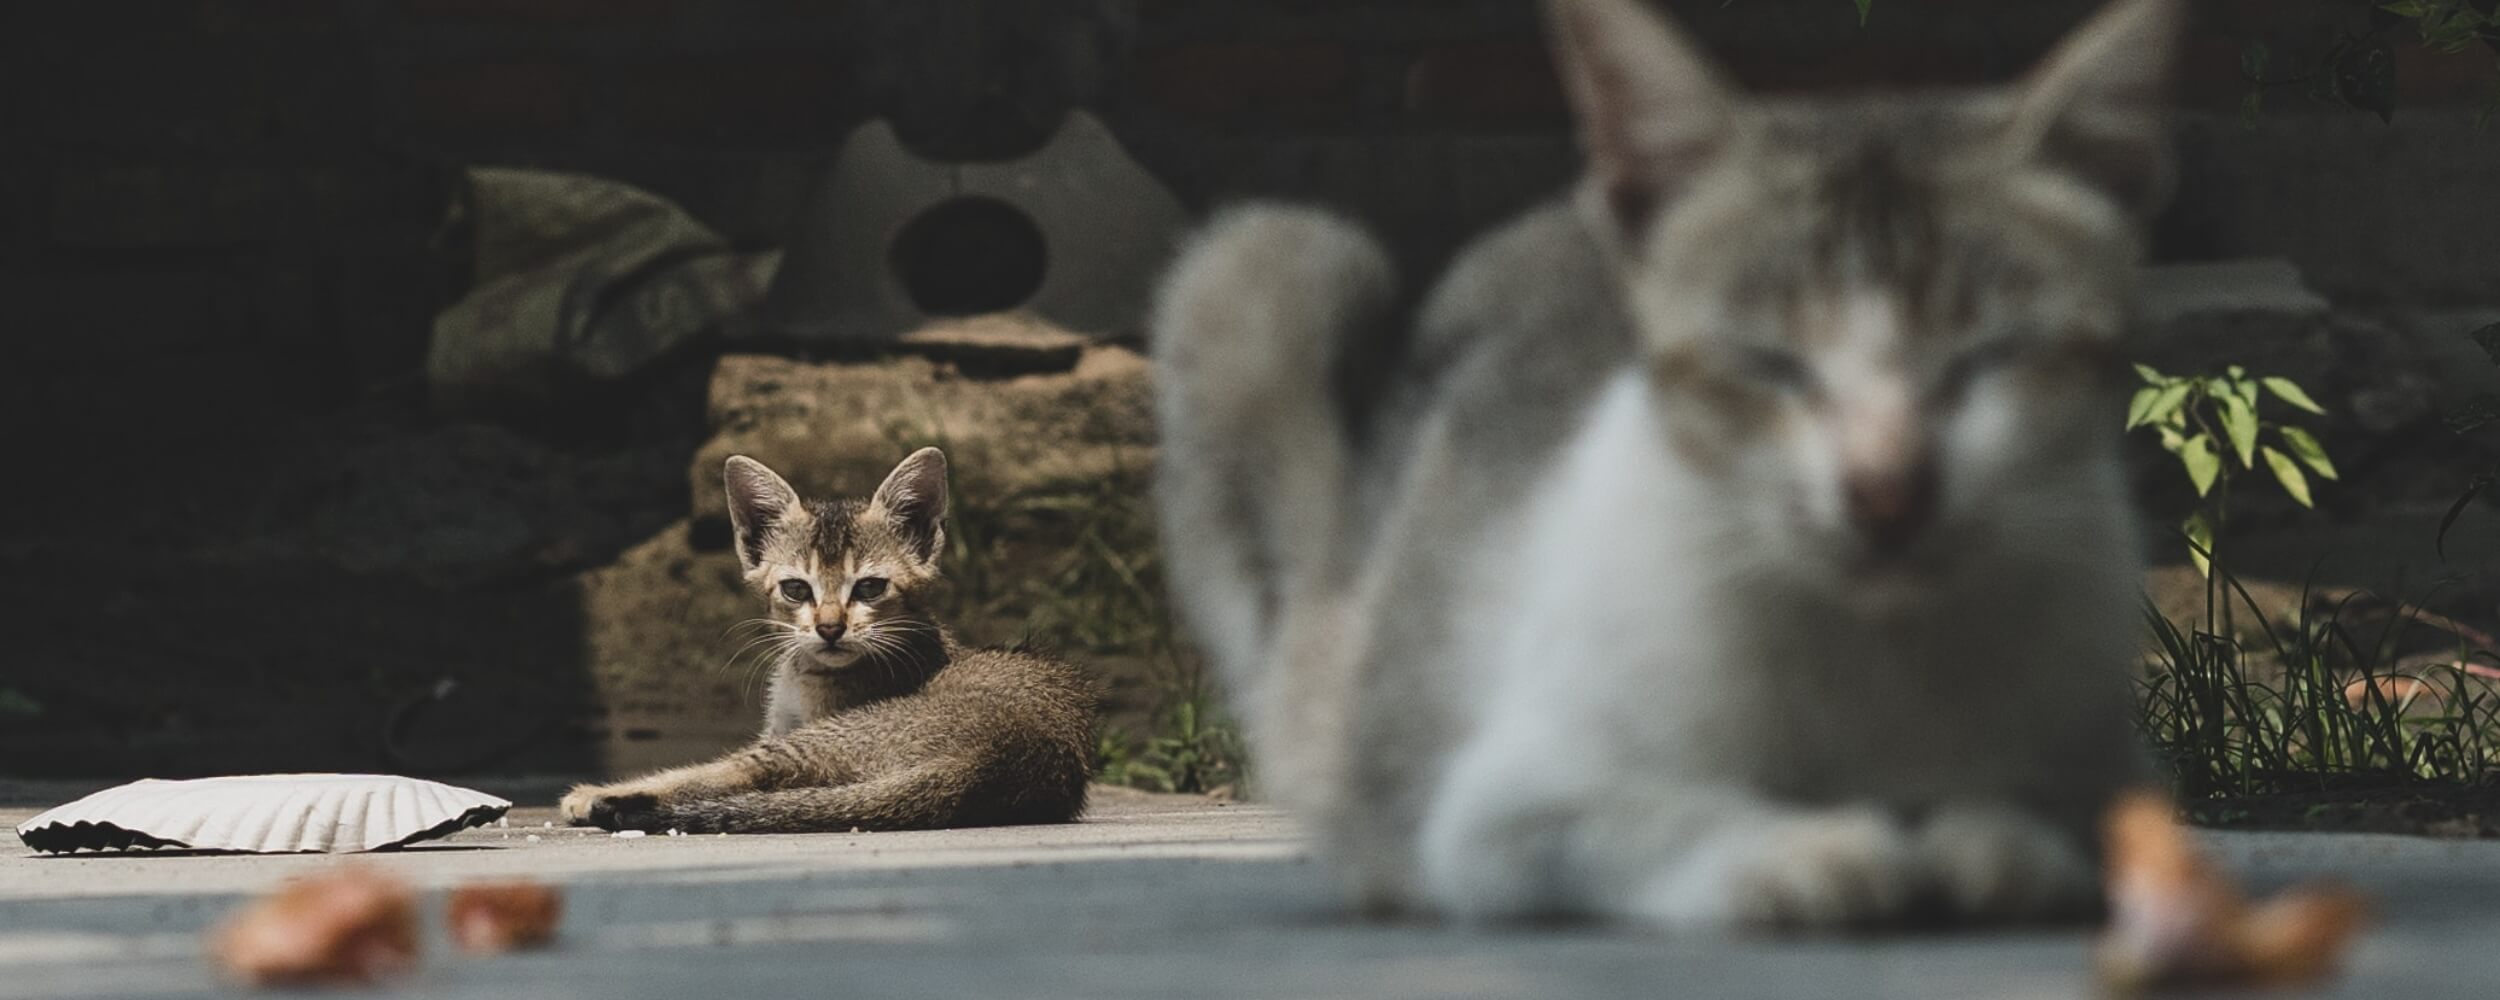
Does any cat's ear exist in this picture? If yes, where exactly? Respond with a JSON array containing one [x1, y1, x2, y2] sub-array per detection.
[[871, 447, 949, 565], [2003, 0, 2183, 216], [1545, 0, 1738, 242], [724, 456, 802, 572]]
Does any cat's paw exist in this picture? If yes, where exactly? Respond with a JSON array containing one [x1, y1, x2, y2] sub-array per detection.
[[557, 784, 609, 827], [1634, 809, 1930, 932], [1919, 803, 2099, 924], [558, 785, 665, 832]]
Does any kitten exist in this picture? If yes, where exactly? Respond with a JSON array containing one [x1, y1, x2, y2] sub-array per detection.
[[1152, 0, 2177, 929], [561, 448, 1097, 833]]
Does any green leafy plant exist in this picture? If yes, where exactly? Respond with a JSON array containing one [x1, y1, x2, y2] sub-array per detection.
[[2128, 364, 2340, 576], [2136, 572, 2500, 802]]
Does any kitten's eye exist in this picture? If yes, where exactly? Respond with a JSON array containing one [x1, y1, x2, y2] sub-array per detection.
[[849, 577, 888, 603], [777, 579, 813, 603], [1733, 347, 1814, 392]]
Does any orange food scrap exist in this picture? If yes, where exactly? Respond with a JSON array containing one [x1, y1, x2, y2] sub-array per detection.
[[446, 880, 565, 953], [2097, 790, 2370, 992], [210, 866, 419, 988]]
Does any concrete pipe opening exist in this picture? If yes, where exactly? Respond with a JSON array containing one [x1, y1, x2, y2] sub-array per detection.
[[888, 196, 1049, 317]]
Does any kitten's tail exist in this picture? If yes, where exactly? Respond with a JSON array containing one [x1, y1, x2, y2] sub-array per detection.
[[1149, 205, 1399, 691]]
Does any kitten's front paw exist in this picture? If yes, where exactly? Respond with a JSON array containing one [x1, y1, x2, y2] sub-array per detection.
[[1636, 809, 1929, 932], [1919, 803, 2099, 924], [557, 785, 608, 827], [558, 785, 665, 832]]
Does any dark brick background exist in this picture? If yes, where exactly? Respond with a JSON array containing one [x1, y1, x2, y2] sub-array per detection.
[[4, 0, 2498, 778], [9, 0, 2495, 415]]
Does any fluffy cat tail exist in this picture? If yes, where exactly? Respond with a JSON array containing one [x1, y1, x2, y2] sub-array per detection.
[[1149, 205, 1400, 688]]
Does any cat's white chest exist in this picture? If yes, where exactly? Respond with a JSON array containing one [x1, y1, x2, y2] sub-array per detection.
[[763, 667, 820, 737]]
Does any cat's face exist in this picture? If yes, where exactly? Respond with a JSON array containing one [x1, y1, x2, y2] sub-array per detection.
[[723, 449, 949, 672], [1548, 0, 2174, 602]]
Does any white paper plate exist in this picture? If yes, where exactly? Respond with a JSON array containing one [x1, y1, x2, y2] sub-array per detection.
[[13, 774, 511, 854]]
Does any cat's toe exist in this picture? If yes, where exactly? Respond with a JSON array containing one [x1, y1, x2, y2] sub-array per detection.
[[1920, 803, 2099, 924], [557, 785, 608, 827], [582, 793, 663, 832], [1638, 810, 1930, 932]]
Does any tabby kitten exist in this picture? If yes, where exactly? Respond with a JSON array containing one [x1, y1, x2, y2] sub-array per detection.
[[1152, 0, 2177, 929], [560, 448, 1097, 833]]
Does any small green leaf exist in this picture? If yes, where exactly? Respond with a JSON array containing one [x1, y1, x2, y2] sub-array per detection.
[[2221, 393, 2261, 468], [0, 688, 38, 720], [2380, 1, 2430, 18], [2263, 445, 2315, 507], [2134, 363, 2166, 386], [2158, 425, 2186, 452], [2276, 425, 2340, 480], [2346, 41, 2398, 124], [2183, 511, 2216, 577], [2182, 434, 2221, 496], [1853, 0, 1872, 27], [2127, 386, 2162, 429], [2241, 40, 2272, 80], [2227, 364, 2247, 380], [2240, 89, 2266, 129], [2261, 376, 2328, 415], [2145, 382, 2194, 426]]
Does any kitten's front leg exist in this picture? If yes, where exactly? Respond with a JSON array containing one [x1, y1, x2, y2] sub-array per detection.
[[559, 754, 777, 831]]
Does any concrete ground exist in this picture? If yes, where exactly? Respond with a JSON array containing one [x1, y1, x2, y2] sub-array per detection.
[[5, 783, 2500, 1000]]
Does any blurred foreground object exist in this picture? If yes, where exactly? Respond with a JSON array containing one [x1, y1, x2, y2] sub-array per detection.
[[447, 881, 565, 953], [2098, 790, 2370, 992], [211, 867, 419, 988], [13, 774, 509, 854]]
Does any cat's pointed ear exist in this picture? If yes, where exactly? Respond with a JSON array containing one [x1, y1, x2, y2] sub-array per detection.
[[1545, 0, 1738, 242], [871, 447, 949, 565], [724, 456, 801, 572], [2004, 0, 2183, 216]]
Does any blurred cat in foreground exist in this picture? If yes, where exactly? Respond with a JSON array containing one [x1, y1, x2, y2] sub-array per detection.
[[1153, 0, 2180, 929]]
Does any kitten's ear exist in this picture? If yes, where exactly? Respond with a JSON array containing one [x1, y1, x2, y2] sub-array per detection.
[[2004, 0, 2183, 216], [724, 456, 801, 572], [1544, 0, 1738, 242], [871, 447, 949, 564]]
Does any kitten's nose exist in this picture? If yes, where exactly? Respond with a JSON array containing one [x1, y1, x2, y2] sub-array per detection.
[[1845, 462, 1939, 553], [815, 622, 846, 645]]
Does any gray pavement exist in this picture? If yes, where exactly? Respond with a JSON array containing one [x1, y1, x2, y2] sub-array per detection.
[[4, 785, 2498, 999]]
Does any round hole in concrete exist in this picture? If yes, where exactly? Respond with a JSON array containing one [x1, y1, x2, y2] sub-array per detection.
[[888, 196, 1049, 317]]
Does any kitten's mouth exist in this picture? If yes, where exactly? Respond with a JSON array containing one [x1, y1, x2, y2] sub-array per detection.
[[802, 643, 861, 672]]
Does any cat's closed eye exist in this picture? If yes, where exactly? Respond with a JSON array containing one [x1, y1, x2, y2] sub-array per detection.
[[1733, 346, 1815, 393], [1935, 337, 2033, 398], [850, 578, 888, 603], [778, 579, 814, 603]]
